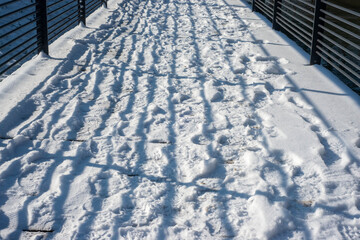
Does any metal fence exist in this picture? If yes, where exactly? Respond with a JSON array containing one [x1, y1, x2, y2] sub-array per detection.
[[0, 0, 108, 77], [250, 0, 360, 89]]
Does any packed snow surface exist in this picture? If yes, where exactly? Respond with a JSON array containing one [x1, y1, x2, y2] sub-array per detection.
[[1, 0, 360, 239]]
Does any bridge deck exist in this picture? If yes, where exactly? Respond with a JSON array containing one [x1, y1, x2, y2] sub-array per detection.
[[0, 0, 360, 239]]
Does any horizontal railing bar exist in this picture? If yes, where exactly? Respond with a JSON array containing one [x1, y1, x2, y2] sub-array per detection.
[[48, 18, 79, 43], [318, 53, 360, 87], [318, 52, 360, 87], [48, 4, 78, 24], [320, 17, 360, 41], [278, 1, 314, 22], [278, 14, 312, 38], [256, 5, 273, 19], [321, 10, 360, 31], [85, 0, 97, 10], [291, 0, 315, 9], [278, 8, 313, 32], [318, 32, 360, 61], [255, 0, 273, 15], [255, 1, 273, 19], [87, 7, 102, 17], [322, 0, 360, 18], [86, 0, 102, 11], [48, 12, 78, 36], [0, 25, 37, 50], [86, 6, 102, 19], [0, 11, 36, 30], [0, 35, 38, 62], [0, 41, 38, 69], [317, 46, 360, 79], [87, 0, 99, 6], [0, 0, 23, 8], [0, 18, 36, 39], [318, 39, 360, 70], [0, 45, 38, 75], [48, 0, 77, 17], [47, 0, 67, 9], [0, 3, 37, 20], [276, 18, 311, 48], [319, 24, 360, 51], [278, 7, 313, 31], [281, 0, 314, 16], [277, 15, 312, 41], [258, 0, 274, 8]]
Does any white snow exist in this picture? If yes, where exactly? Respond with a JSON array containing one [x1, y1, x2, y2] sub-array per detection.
[[1, 0, 360, 239]]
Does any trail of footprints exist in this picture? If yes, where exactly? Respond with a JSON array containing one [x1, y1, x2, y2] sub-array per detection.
[[1, 0, 360, 238]]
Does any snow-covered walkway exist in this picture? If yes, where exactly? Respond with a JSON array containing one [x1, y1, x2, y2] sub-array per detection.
[[1, 0, 360, 239]]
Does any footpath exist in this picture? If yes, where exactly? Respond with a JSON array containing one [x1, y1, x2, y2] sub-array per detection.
[[0, 0, 360, 239]]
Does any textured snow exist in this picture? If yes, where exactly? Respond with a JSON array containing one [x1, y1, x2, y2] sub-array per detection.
[[0, 0, 360, 239]]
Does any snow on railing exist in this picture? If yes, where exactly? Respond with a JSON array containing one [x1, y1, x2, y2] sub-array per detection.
[[0, 0, 108, 77], [250, 0, 360, 89]]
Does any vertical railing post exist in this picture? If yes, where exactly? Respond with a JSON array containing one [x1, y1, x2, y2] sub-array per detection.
[[252, 0, 256, 12], [102, 0, 108, 8], [272, 0, 282, 30], [35, 0, 49, 55], [310, 0, 325, 65], [78, 0, 86, 26]]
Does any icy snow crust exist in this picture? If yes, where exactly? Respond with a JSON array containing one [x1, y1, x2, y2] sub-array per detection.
[[1, 0, 360, 239]]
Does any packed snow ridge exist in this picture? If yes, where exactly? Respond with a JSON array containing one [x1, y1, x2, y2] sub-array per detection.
[[0, 0, 360, 239]]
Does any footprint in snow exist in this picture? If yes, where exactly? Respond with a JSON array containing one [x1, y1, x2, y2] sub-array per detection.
[[255, 56, 278, 62], [323, 181, 339, 194], [217, 135, 229, 145], [288, 96, 312, 110], [252, 89, 267, 104], [355, 138, 360, 148], [339, 225, 360, 239], [225, 46, 234, 55], [172, 93, 190, 104], [233, 66, 246, 74], [191, 134, 212, 145], [226, 38, 237, 44], [149, 104, 166, 115], [356, 198, 360, 211], [210, 90, 223, 102], [287, 167, 323, 207], [117, 121, 129, 136], [117, 142, 132, 153], [243, 118, 257, 127], [264, 82, 275, 94]]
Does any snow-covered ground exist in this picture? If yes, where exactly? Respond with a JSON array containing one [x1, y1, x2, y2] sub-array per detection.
[[1, 0, 360, 239]]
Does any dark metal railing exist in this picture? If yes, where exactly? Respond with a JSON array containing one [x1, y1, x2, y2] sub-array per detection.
[[251, 0, 360, 88], [0, 0, 107, 77]]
